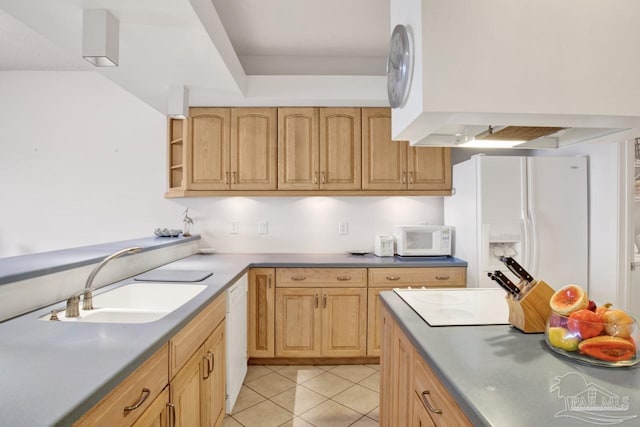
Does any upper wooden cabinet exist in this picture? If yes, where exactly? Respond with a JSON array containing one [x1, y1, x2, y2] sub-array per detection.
[[278, 107, 361, 190], [185, 107, 277, 191], [362, 108, 451, 192], [278, 108, 319, 190], [232, 108, 278, 190], [166, 106, 451, 197]]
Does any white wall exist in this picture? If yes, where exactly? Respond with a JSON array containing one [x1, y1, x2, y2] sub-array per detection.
[[0, 71, 443, 258]]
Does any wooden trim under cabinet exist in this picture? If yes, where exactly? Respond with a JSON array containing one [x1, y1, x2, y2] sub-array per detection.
[[74, 344, 169, 427], [368, 267, 466, 288], [276, 268, 367, 288], [169, 294, 225, 378]]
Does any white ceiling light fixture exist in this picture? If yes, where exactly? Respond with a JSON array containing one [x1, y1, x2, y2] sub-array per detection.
[[168, 85, 189, 119], [82, 9, 119, 67]]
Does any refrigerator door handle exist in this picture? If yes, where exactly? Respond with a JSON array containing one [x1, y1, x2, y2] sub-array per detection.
[[527, 160, 539, 278], [520, 157, 532, 271]]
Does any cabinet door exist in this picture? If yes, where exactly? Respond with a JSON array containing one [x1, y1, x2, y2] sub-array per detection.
[[275, 288, 322, 357], [231, 108, 277, 190], [248, 268, 275, 358], [132, 387, 170, 427], [392, 323, 413, 427], [321, 287, 367, 357], [380, 305, 394, 427], [171, 344, 204, 427], [407, 147, 451, 191], [367, 287, 414, 357], [412, 393, 437, 427], [278, 108, 319, 190], [362, 108, 408, 190], [187, 108, 230, 190], [202, 322, 226, 427], [319, 108, 361, 190]]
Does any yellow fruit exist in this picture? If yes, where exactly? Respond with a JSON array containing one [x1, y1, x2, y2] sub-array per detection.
[[601, 309, 635, 338], [549, 284, 589, 315], [548, 327, 580, 351]]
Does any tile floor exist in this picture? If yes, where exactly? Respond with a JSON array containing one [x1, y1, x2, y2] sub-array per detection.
[[223, 364, 380, 427]]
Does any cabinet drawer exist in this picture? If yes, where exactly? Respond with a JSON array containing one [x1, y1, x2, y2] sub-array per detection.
[[276, 268, 367, 288], [74, 344, 169, 427], [368, 267, 465, 288], [413, 353, 472, 427], [169, 293, 225, 378]]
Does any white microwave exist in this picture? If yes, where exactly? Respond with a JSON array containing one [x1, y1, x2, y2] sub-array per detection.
[[393, 225, 452, 256]]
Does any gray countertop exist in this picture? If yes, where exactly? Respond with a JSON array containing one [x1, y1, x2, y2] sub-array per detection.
[[380, 292, 640, 427], [0, 252, 466, 427]]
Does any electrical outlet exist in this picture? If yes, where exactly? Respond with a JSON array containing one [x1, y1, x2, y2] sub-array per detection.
[[231, 221, 239, 234], [259, 221, 268, 235], [338, 221, 349, 235]]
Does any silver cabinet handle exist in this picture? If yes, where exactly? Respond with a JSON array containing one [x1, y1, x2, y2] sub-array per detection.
[[409, 171, 414, 183], [435, 275, 450, 280], [321, 171, 326, 183], [402, 172, 407, 184], [225, 171, 230, 184], [386, 276, 401, 281], [233, 171, 237, 184], [420, 390, 443, 414], [314, 171, 318, 184], [315, 294, 319, 308], [123, 388, 150, 413], [323, 294, 327, 308], [167, 403, 176, 427], [291, 276, 306, 281], [336, 276, 351, 281]]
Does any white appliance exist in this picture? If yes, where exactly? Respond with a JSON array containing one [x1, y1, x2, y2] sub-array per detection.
[[394, 288, 509, 326], [225, 273, 247, 413], [393, 225, 452, 256], [444, 155, 588, 290], [374, 235, 395, 257]]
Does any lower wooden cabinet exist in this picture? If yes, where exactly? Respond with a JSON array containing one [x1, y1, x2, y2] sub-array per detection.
[[132, 387, 171, 427], [248, 268, 275, 357], [275, 287, 367, 357], [380, 304, 472, 427], [170, 319, 226, 427], [73, 345, 169, 427]]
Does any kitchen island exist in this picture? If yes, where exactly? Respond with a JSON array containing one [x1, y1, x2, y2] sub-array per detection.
[[0, 247, 465, 426], [380, 291, 640, 427]]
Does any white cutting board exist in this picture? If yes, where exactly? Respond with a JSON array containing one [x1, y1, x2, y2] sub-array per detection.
[[394, 288, 510, 326]]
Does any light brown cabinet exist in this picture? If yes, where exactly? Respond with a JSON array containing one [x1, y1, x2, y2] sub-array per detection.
[[169, 294, 226, 427], [275, 287, 367, 358], [278, 107, 361, 190], [131, 387, 171, 427], [74, 345, 169, 427], [248, 268, 275, 358], [380, 304, 473, 427], [185, 107, 277, 191], [362, 108, 451, 192], [367, 267, 466, 356], [167, 106, 451, 197], [274, 268, 367, 358]]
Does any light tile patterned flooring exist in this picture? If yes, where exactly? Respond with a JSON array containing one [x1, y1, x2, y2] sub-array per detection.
[[223, 364, 380, 427]]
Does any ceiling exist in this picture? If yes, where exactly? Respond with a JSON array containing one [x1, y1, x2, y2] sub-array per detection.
[[0, 0, 389, 112]]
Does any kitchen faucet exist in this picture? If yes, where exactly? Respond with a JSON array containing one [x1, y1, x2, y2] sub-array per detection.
[[65, 246, 142, 317]]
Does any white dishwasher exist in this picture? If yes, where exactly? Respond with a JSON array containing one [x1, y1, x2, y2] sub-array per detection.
[[225, 273, 248, 413]]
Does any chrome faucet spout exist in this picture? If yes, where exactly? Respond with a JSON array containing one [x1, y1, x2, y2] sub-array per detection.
[[65, 246, 142, 314]]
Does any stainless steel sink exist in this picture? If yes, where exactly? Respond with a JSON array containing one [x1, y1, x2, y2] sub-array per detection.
[[40, 282, 207, 323]]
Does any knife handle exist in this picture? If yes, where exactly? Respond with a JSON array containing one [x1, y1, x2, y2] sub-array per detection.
[[499, 256, 534, 283]]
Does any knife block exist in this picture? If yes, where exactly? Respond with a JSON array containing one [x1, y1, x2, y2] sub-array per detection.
[[505, 280, 555, 333]]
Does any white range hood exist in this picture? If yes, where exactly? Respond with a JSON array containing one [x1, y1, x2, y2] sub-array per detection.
[[390, 0, 640, 148]]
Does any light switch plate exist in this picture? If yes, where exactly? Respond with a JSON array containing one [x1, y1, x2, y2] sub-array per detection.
[[231, 221, 239, 234], [338, 221, 349, 235], [259, 221, 268, 235]]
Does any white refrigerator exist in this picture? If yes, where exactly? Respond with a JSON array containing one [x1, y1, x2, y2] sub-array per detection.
[[444, 155, 588, 290]]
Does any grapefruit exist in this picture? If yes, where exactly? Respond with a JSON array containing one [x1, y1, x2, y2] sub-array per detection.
[[549, 284, 588, 315]]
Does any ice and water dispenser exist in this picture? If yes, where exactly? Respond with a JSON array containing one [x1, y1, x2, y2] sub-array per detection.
[[481, 224, 523, 286]]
